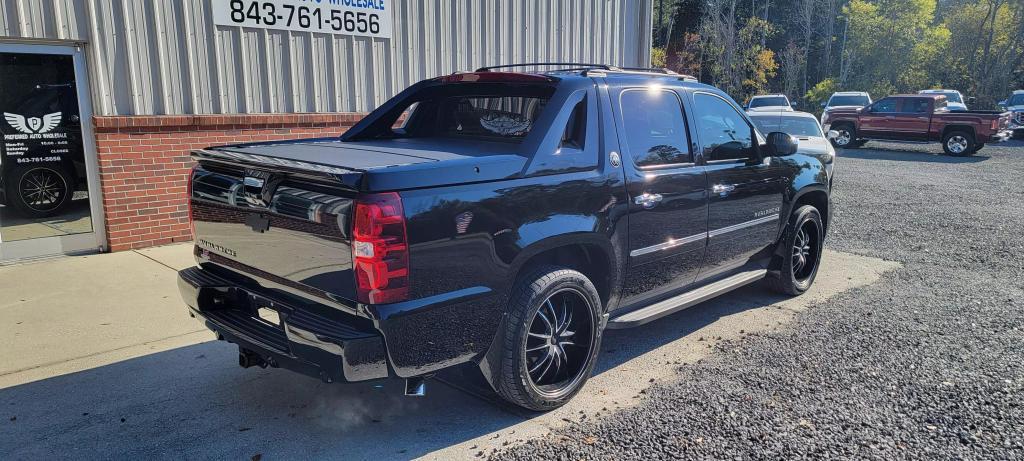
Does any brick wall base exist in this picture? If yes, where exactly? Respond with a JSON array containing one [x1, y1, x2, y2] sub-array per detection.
[[93, 113, 364, 252]]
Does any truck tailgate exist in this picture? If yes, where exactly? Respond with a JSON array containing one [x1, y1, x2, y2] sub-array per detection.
[[187, 140, 428, 305]]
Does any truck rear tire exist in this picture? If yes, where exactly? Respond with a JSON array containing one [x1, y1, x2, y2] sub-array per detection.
[[494, 266, 603, 411], [4, 164, 74, 219], [766, 205, 824, 296], [942, 130, 975, 156]]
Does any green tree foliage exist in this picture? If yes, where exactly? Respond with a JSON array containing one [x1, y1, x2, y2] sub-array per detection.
[[804, 78, 839, 108], [660, 0, 1024, 108], [651, 47, 667, 68]]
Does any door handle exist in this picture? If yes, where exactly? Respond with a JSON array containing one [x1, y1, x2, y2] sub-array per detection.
[[633, 192, 663, 209], [712, 184, 735, 195]]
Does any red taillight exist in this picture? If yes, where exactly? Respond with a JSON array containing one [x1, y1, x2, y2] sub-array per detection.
[[352, 192, 409, 304]]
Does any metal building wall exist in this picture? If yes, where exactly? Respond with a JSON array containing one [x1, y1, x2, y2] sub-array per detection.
[[0, 0, 653, 116]]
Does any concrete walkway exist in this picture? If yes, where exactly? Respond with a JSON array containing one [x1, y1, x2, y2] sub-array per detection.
[[0, 245, 899, 460], [0, 244, 205, 386]]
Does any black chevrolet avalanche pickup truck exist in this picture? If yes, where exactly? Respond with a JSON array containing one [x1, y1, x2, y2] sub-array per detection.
[[179, 64, 834, 411]]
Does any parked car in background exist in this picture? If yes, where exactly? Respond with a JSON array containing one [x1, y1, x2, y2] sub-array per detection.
[[918, 89, 970, 111], [748, 110, 836, 183], [746, 94, 795, 112], [820, 91, 872, 124], [179, 64, 834, 411], [998, 90, 1024, 139], [822, 94, 1012, 156]]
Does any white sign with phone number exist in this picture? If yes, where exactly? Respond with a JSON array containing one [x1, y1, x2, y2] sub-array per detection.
[[213, 0, 392, 38]]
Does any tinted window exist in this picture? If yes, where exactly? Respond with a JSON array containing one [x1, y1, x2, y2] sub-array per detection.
[[749, 96, 789, 108], [620, 90, 691, 167], [903, 98, 931, 113], [351, 82, 556, 142], [828, 95, 870, 107], [871, 98, 897, 113], [750, 116, 823, 137], [1009, 94, 1024, 105], [436, 96, 547, 140], [693, 93, 755, 162]]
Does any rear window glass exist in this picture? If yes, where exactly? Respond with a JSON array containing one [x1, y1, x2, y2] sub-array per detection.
[[749, 96, 788, 108], [436, 96, 546, 140], [349, 82, 555, 143]]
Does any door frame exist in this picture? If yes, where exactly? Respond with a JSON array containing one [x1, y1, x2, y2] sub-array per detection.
[[0, 42, 106, 261]]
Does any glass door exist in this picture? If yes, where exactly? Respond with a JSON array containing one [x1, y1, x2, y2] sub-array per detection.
[[0, 44, 104, 261]]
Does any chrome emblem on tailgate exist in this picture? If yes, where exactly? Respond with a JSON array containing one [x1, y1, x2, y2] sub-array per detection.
[[242, 169, 281, 208]]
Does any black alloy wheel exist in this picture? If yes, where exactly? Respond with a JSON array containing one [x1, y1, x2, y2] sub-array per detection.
[[766, 205, 824, 295], [494, 266, 603, 411], [791, 217, 820, 283], [524, 288, 593, 392], [7, 165, 72, 218]]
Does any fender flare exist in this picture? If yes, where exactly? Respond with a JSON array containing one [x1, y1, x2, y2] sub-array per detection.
[[781, 183, 831, 239]]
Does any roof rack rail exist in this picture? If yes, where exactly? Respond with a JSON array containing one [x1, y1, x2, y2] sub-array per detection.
[[620, 67, 678, 75], [475, 62, 622, 72]]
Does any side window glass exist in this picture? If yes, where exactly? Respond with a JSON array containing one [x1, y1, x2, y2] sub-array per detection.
[[620, 90, 691, 167], [391, 101, 419, 131], [692, 93, 754, 162], [872, 98, 897, 113], [560, 99, 586, 149]]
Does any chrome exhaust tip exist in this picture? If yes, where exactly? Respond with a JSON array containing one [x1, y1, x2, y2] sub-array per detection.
[[404, 377, 426, 397]]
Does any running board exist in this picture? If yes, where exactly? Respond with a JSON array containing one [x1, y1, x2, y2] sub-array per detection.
[[861, 138, 930, 144], [607, 269, 767, 329]]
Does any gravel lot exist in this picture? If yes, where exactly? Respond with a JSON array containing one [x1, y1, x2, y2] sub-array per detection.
[[496, 140, 1024, 459]]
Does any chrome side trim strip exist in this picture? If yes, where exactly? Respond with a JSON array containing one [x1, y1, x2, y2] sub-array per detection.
[[629, 232, 707, 257], [627, 213, 780, 258], [708, 214, 779, 238]]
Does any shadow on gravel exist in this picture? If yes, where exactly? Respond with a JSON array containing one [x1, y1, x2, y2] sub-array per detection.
[[0, 282, 788, 459], [839, 148, 990, 163]]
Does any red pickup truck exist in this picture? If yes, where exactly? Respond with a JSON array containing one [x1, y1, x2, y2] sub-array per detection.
[[822, 94, 1013, 156]]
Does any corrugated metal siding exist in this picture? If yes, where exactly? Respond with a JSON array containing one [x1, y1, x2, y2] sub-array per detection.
[[0, 0, 652, 116]]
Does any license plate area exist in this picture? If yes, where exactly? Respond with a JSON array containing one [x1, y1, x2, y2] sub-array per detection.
[[250, 295, 284, 327]]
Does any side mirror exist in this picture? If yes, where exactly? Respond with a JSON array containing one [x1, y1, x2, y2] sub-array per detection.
[[820, 102, 827, 108], [766, 132, 798, 157], [791, 101, 799, 107], [826, 130, 840, 140], [998, 99, 1007, 109], [967, 96, 976, 103]]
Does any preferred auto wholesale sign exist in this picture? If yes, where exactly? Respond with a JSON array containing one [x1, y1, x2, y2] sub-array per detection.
[[213, 0, 393, 39]]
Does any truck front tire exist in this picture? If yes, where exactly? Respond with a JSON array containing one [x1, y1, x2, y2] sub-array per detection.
[[830, 124, 858, 148], [942, 130, 976, 156], [766, 205, 824, 296], [494, 266, 603, 411]]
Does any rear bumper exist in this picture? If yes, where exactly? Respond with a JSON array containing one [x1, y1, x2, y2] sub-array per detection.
[[178, 266, 389, 383]]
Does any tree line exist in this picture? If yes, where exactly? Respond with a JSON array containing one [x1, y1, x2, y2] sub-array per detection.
[[651, 0, 1024, 110]]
